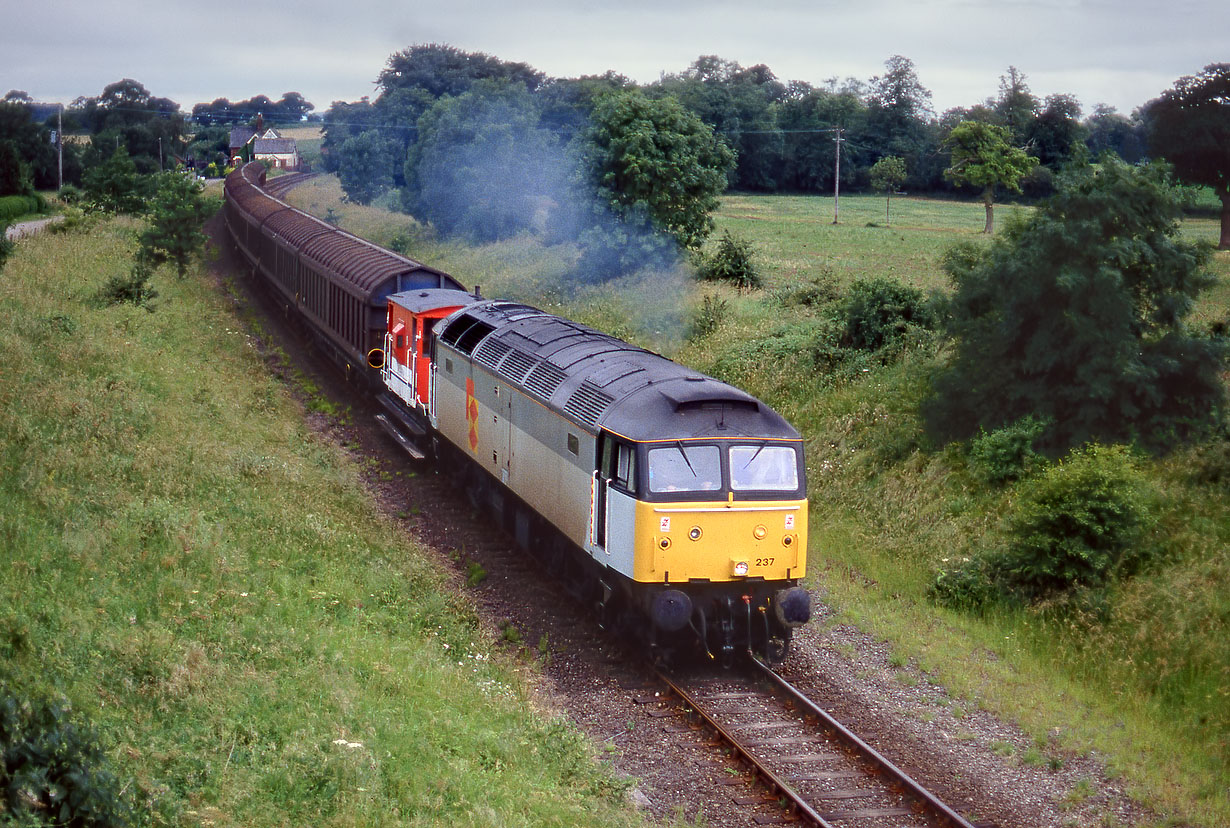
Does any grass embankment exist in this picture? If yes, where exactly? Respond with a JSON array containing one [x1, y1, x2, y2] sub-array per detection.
[[0, 215, 645, 826], [287, 177, 1229, 826]]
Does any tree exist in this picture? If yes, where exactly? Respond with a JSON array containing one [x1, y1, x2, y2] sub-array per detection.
[[943, 120, 1037, 233], [82, 146, 145, 213], [993, 66, 1039, 143], [402, 81, 565, 242], [584, 89, 734, 252], [338, 129, 396, 204], [1026, 94, 1087, 170], [869, 156, 907, 225], [1143, 63, 1230, 249], [137, 171, 211, 277], [924, 157, 1226, 454], [865, 56, 936, 186], [377, 44, 544, 99]]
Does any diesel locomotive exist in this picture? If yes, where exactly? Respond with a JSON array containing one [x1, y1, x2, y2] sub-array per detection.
[[224, 162, 811, 662]]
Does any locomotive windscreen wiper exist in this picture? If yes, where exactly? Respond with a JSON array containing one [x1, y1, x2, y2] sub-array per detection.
[[739, 442, 765, 469], [674, 441, 697, 477]]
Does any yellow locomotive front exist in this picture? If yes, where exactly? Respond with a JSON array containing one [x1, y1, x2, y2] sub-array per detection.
[[634, 440, 807, 584]]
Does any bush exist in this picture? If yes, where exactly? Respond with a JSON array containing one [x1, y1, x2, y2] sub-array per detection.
[[1000, 444, 1154, 597], [933, 444, 1155, 610], [696, 230, 761, 290], [842, 277, 940, 351], [687, 294, 729, 341], [968, 416, 1049, 485], [0, 682, 139, 827], [0, 195, 41, 224], [773, 268, 840, 308], [98, 260, 158, 312]]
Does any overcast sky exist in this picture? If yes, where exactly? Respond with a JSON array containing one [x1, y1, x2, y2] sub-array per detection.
[[4, 1, 1226, 119]]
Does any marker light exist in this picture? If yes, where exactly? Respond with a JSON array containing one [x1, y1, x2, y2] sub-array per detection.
[[732, 560, 750, 577], [753, 525, 767, 540], [689, 526, 703, 541]]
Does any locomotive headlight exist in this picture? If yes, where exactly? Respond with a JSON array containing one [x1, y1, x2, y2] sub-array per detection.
[[753, 525, 767, 540], [732, 560, 749, 577], [688, 526, 703, 541]]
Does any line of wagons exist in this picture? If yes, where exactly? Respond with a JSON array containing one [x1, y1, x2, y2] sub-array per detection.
[[223, 162, 812, 663]]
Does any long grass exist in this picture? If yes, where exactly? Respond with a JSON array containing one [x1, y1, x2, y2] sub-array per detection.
[[0, 218, 647, 827]]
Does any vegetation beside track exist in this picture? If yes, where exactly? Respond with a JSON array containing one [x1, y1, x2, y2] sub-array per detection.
[[287, 175, 1230, 827], [0, 216, 647, 826]]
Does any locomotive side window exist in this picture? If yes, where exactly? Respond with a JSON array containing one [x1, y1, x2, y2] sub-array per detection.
[[729, 445, 799, 492], [648, 444, 721, 493], [598, 436, 637, 493]]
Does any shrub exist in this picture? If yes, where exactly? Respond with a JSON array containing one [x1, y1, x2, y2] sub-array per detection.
[[929, 554, 996, 611], [773, 268, 840, 308], [999, 444, 1154, 597], [57, 184, 84, 205], [968, 416, 1049, 486], [697, 230, 761, 291], [0, 683, 139, 827], [98, 260, 158, 312], [0, 194, 41, 224], [687, 293, 729, 341], [842, 277, 940, 351]]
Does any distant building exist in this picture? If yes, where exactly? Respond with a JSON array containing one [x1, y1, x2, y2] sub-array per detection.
[[252, 137, 302, 170], [228, 112, 303, 169]]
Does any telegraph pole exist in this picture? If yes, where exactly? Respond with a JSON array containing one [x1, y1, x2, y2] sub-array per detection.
[[832, 127, 843, 224], [57, 104, 62, 190]]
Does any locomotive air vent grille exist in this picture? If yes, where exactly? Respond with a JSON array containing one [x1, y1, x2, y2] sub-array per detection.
[[499, 349, 537, 384], [523, 362, 568, 400], [564, 381, 614, 427], [474, 339, 512, 371]]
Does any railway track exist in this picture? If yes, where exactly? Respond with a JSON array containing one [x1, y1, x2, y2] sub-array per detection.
[[643, 656, 990, 828]]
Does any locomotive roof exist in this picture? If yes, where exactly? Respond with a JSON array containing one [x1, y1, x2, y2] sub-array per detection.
[[438, 300, 800, 443]]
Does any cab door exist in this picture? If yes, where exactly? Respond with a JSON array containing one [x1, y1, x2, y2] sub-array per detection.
[[592, 434, 637, 567]]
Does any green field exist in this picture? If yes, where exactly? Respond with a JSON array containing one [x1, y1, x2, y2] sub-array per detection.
[[285, 178, 1230, 826], [0, 214, 646, 827]]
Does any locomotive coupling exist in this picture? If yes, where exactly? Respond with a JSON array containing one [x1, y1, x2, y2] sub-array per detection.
[[773, 586, 811, 627]]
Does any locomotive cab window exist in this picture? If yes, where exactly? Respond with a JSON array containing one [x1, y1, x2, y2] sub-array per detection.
[[648, 443, 722, 495], [729, 444, 800, 493]]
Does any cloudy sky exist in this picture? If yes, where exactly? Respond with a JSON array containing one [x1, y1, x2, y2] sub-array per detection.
[[4, 0, 1226, 118]]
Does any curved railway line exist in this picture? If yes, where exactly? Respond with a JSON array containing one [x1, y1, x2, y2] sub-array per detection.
[[642, 656, 990, 828]]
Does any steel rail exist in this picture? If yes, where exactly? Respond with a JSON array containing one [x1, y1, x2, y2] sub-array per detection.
[[747, 653, 977, 828], [655, 667, 837, 827]]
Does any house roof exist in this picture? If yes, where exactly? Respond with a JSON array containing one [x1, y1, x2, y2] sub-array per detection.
[[253, 138, 298, 154], [229, 127, 255, 148]]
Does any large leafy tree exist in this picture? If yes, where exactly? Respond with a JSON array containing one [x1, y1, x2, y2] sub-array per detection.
[[1144, 63, 1230, 248], [944, 120, 1037, 233], [0, 102, 55, 190], [338, 129, 396, 204], [402, 81, 565, 242], [865, 55, 937, 185], [377, 44, 544, 99], [925, 157, 1225, 454], [584, 88, 734, 252]]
